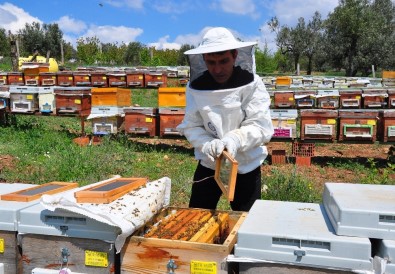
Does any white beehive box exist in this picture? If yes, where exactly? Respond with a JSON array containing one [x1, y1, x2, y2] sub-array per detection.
[[377, 239, 395, 274], [234, 200, 373, 272], [0, 183, 41, 274], [270, 109, 298, 139], [323, 182, 395, 240]]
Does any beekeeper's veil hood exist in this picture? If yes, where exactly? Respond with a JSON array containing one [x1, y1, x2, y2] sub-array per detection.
[[185, 27, 257, 82]]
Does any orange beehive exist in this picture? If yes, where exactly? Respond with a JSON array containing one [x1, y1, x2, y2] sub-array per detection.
[[73, 71, 91, 86], [387, 88, 395, 108], [339, 88, 363, 108], [90, 71, 108, 87], [380, 110, 395, 142], [91, 87, 131, 107], [107, 71, 127, 87], [338, 109, 379, 142], [7, 72, 24, 86], [300, 109, 338, 142], [54, 87, 92, 116], [158, 87, 186, 107], [124, 107, 158, 137], [273, 90, 295, 108], [125, 70, 145, 87], [294, 90, 317, 108], [39, 72, 57, 86], [144, 72, 167, 88], [158, 107, 185, 137], [56, 71, 74, 86], [362, 88, 388, 108]]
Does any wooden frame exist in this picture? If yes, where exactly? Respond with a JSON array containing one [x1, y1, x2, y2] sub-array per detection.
[[214, 150, 238, 202], [74, 177, 147, 204], [0, 181, 78, 202]]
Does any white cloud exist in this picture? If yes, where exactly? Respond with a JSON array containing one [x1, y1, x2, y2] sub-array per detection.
[[82, 25, 143, 45], [56, 16, 87, 34], [148, 35, 181, 50], [0, 2, 42, 34], [219, 0, 259, 18], [152, 1, 192, 14], [270, 0, 338, 26], [104, 0, 144, 9]]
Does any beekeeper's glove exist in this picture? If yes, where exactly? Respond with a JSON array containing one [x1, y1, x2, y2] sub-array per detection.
[[221, 132, 241, 159], [201, 139, 224, 161]]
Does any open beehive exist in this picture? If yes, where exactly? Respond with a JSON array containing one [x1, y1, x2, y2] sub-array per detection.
[[121, 207, 247, 274]]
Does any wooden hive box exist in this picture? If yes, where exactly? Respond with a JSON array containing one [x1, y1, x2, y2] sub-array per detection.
[[158, 87, 186, 107], [362, 88, 388, 108], [121, 207, 247, 274], [144, 72, 167, 88], [107, 71, 127, 87], [56, 71, 74, 87], [21, 62, 49, 75], [300, 109, 338, 142], [124, 107, 158, 137], [273, 90, 295, 108], [338, 109, 380, 142], [39, 72, 57, 86], [24, 74, 39, 86], [7, 72, 24, 86], [387, 88, 395, 108], [54, 87, 92, 116], [0, 183, 40, 274], [38, 90, 55, 114], [0, 85, 10, 111], [91, 115, 124, 135], [125, 70, 145, 88], [73, 71, 91, 86], [339, 88, 363, 108], [18, 201, 120, 274], [158, 107, 185, 137], [294, 90, 317, 108], [9, 86, 41, 113], [0, 72, 7, 85], [91, 87, 131, 107], [380, 109, 395, 142], [270, 109, 298, 140], [316, 89, 340, 109], [90, 71, 108, 87], [275, 76, 291, 88]]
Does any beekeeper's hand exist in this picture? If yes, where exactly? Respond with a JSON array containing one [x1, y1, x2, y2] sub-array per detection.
[[221, 132, 241, 159], [201, 139, 224, 161]]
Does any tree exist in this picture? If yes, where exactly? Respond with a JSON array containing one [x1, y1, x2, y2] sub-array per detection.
[[0, 28, 10, 57], [76, 36, 100, 65], [304, 12, 324, 75], [124, 42, 145, 66], [255, 43, 277, 74], [325, 0, 372, 76], [177, 44, 194, 66], [18, 22, 45, 57], [42, 23, 63, 60], [268, 16, 308, 72]]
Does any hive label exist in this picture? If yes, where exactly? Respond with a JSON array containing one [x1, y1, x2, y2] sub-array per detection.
[[190, 260, 216, 274], [85, 250, 108, 267], [0, 238, 4, 253]]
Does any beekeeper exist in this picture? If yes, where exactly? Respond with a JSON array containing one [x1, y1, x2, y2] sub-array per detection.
[[176, 27, 274, 211]]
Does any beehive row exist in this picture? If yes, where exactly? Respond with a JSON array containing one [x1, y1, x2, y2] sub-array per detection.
[[270, 87, 395, 109], [143, 208, 229, 244], [271, 108, 395, 143], [0, 69, 182, 88]]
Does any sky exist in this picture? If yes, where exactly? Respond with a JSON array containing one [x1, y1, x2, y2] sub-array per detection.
[[0, 0, 340, 53]]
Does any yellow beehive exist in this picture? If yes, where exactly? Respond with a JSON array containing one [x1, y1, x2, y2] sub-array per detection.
[[158, 87, 186, 107], [91, 87, 131, 107]]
